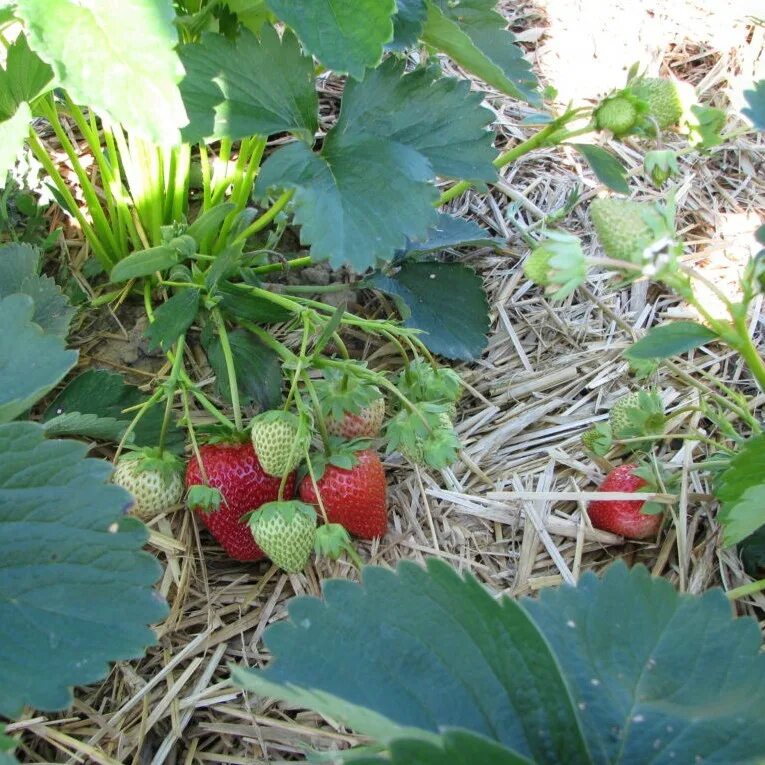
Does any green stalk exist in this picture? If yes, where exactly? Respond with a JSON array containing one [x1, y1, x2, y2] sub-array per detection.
[[727, 579, 765, 600], [211, 308, 243, 431], [209, 138, 233, 206], [251, 254, 313, 275], [158, 335, 187, 455], [199, 143, 213, 211], [231, 189, 295, 245], [732, 316, 765, 393]]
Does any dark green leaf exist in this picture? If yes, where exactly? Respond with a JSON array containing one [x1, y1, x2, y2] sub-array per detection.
[[217, 282, 292, 324], [110, 245, 180, 283], [256, 136, 438, 270], [715, 434, 765, 546], [366, 262, 489, 360], [0, 421, 166, 716], [743, 80, 765, 130], [144, 289, 201, 351], [0, 294, 77, 423], [389, 0, 428, 50], [42, 411, 131, 442], [755, 224, 765, 246], [0, 242, 74, 336], [524, 562, 765, 764], [334, 58, 495, 181], [266, 0, 396, 79], [204, 327, 282, 410], [233, 558, 589, 762], [15, 0, 186, 143], [400, 212, 500, 256], [570, 143, 629, 194], [204, 246, 243, 291], [739, 525, 765, 577], [312, 304, 345, 356], [186, 203, 236, 244], [43, 369, 185, 453], [421, 0, 538, 104], [179, 27, 317, 144], [625, 321, 718, 360]]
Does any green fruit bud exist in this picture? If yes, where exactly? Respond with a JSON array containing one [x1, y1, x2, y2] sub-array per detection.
[[630, 77, 687, 131], [595, 96, 638, 136]]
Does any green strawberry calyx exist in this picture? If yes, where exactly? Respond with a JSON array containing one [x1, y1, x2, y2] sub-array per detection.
[[525, 231, 587, 299], [314, 523, 363, 568], [306, 437, 372, 481], [396, 359, 462, 405], [385, 402, 460, 469], [314, 367, 383, 421], [609, 389, 666, 449], [249, 500, 317, 532], [116, 447, 184, 482], [643, 150, 679, 187], [187, 484, 223, 514]]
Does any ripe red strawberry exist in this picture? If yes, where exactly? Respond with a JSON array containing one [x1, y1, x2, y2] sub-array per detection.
[[185, 442, 296, 561], [299, 449, 387, 539], [587, 463, 661, 540]]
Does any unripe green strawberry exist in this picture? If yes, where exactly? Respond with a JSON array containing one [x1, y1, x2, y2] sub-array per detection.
[[589, 198, 657, 264], [523, 248, 553, 286], [113, 449, 183, 520], [631, 77, 684, 130], [609, 389, 666, 447], [249, 500, 317, 573], [609, 392, 641, 438], [595, 96, 638, 136], [250, 411, 308, 477]]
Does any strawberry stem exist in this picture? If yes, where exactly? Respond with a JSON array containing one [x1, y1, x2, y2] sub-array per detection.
[[211, 308, 243, 432]]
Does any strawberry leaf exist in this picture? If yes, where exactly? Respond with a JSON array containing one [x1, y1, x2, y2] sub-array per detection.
[[743, 80, 765, 131], [0, 422, 167, 716], [179, 27, 317, 144], [389, 0, 428, 50], [739, 525, 765, 577], [144, 289, 201, 352], [366, 262, 489, 360], [715, 434, 765, 546], [570, 143, 629, 194], [233, 558, 765, 763], [399, 212, 500, 257], [266, 0, 396, 79], [625, 321, 718, 360], [0, 102, 30, 181]]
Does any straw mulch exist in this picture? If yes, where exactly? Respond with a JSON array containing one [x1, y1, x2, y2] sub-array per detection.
[[12, 1, 765, 763]]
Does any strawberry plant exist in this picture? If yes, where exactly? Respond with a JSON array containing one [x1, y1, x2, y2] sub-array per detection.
[[233, 558, 765, 763]]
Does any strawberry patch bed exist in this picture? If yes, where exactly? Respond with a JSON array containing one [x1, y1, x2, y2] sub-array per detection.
[[2, 1, 765, 763]]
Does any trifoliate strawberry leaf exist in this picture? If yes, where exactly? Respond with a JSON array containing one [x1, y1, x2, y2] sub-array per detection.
[[179, 27, 317, 144], [421, 0, 538, 104], [334, 58, 496, 181], [570, 143, 629, 194], [0, 294, 77, 424], [203, 326, 282, 410], [0, 422, 166, 716], [743, 80, 765, 130], [399, 212, 500, 257], [715, 434, 765, 546], [15, 0, 186, 144], [366, 262, 489, 360], [0, 242, 74, 337], [233, 558, 765, 764], [256, 135, 438, 270], [43, 369, 185, 453], [389, 0, 428, 50], [266, 0, 396, 79], [144, 289, 201, 352], [625, 321, 718, 360]]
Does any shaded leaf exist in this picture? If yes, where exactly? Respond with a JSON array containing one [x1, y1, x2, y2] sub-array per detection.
[[179, 27, 317, 144], [739, 525, 765, 577], [15, 0, 186, 143], [389, 0, 428, 50], [256, 136, 438, 270], [43, 369, 184, 453], [42, 411, 131, 442], [110, 245, 180, 283], [0, 242, 74, 336], [743, 80, 765, 130], [366, 262, 489, 360], [0, 421, 166, 716], [186, 203, 236, 245], [715, 434, 765, 546], [144, 289, 200, 351], [204, 327, 282, 410], [0, 294, 77, 424], [524, 562, 765, 764], [625, 321, 718, 360], [421, 0, 538, 104], [267, 0, 396, 79], [334, 58, 495, 181], [570, 143, 629, 194], [400, 212, 500, 256]]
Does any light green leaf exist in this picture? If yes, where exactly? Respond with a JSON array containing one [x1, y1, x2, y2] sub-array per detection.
[[524, 562, 765, 764], [0, 242, 74, 337], [109, 245, 180, 283], [389, 0, 428, 50], [0, 102, 31, 183], [570, 143, 629, 194], [221, 0, 272, 33], [334, 58, 495, 181], [256, 136, 438, 270], [186, 203, 236, 244], [0, 294, 77, 424], [15, 0, 186, 144], [179, 27, 317, 144], [716, 434, 765, 545], [266, 0, 396, 79], [366, 262, 489, 360], [0, 421, 167, 716], [204, 327, 282, 410], [3, 33, 54, 106], [144, 288, 200, 351], [233, 559, 589, 763], [422, 0, 538, 104], [625, 321, 718, 360], [42, 411, 131, 442]]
